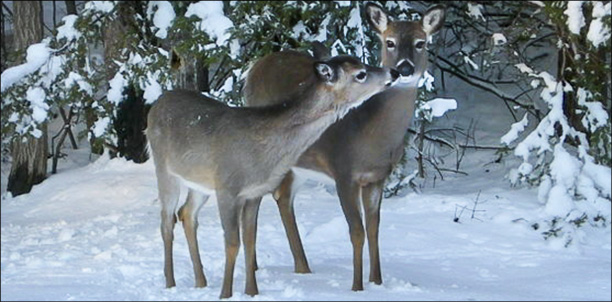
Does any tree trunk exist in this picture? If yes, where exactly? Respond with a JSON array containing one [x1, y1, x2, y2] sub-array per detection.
[[86, 0, 130, 156], [417, 121, 426, 179], [7, 1, 48, 197], [103, 2, 149, 163], [171, 50, 209, 92], [64, 0, 76, 15], [1, 3, 11, 72]]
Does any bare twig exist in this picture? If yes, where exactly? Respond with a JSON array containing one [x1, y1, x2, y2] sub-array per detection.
[[453, 190, 486, 223], [2, 2, 12, 17], [434, 53, 539, 121]]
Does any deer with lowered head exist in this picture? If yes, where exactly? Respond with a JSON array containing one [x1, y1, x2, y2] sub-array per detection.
[[146, 54, 398, 298], [243, 3, 446, 292]]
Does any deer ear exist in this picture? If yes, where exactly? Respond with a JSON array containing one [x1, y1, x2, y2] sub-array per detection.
[[314, 62, 335, 83], [312, 41, 331, 60], [365, 2, 388, 33], [422, 5, 446, 35]]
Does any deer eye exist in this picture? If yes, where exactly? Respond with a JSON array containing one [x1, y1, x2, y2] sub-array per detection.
[[386, 40, 396, 49], [355, 71, 367, 82], [415, 40, 426, 50]]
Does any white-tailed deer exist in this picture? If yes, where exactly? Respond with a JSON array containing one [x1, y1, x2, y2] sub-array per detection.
[[243, 3, 445, 291], [146, 55, 398, 298]]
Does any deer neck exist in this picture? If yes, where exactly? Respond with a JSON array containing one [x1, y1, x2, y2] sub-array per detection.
[[372, 84, 418, 130], [263, 89, 343, 154], [236, 90, 344, 199]]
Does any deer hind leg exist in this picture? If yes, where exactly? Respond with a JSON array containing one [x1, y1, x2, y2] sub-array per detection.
[[273, 171, 311, 273], [361, 180, 384, 285], [217, 192, 243, 299], [177, 189, 209, 288], [336, 179, 365, 291], [242, 197, 262, 296], [157, 171, 181, 288]]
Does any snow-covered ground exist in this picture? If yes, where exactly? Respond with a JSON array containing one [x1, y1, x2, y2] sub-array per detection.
[[1, 142, 610, 301]]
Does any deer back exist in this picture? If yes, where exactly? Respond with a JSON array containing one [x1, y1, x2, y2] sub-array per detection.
[[148, 55, 396, 198], [244, 50, 317, 107]]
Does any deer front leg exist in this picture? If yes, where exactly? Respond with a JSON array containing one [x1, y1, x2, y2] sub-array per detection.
[[361, 180, 384, 285], [242, 197, 262, 296], [217, 193, 243, 299], [273, 171, 311, 274], [336, 179, 365, 291], [177, 189, 209, 288]]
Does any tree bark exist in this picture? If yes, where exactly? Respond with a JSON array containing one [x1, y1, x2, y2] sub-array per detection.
[[85, 0, 130, 156], [103, 2, 149, 163], [64, 0, 76, 15], [7, 1, 48, 197]]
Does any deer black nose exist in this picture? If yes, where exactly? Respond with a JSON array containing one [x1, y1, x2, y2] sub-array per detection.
[[390, 68, 400, 81], [397, 61, 414, 77]]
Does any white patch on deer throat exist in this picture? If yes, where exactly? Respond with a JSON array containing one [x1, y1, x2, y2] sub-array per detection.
[[398, 75, 420, 85]]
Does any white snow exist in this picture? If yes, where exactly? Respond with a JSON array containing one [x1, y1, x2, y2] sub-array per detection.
[[464, 55, 479, 70], [220, 76, 233, 93], [185, 1, 234, 46], [92, 116, 110, 138], [592, 1, 612, 18], [517, 162, 533, 176], [345, 6, 366, 59], [529, 1, 545, 8], [334, 1, 351, 7], [549, 145, 581, 192], [39, 55, 66, 89], [107, 71, 127, 105], [1, 147, 609, 301], [64, 72, 93, 96], [577, 88, 608, 131], [545, 184, 575, 217], [330, 39, 347, 57], [26, 87, 49, 123], [83, 1, 115, 13], [587, 17, 611, 48], [346, 7, 362, 29], [424, 98, 458, 118], [229, 39, 241, 59], [1, 43, 51, 92], [128, 52, 143, 65], [587, 2, 611, 48], [515, 63, 534, 74], [579, 147, 612, 199], [8, 112, 19, 123], [313, 15, 331, 42], [501, 113, 529, 146], [142, 72, 163, 104], [467, 3, 485, 22], [536, 71, 558, 92], [56, 15, 81, 42], [418, 72, 435, 91], [564, 1, 585, 35], [514, 80, 565, 162], [291, 21, 309, 40], [492, 33, 507, 45], [147, 1, 176, 39]]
